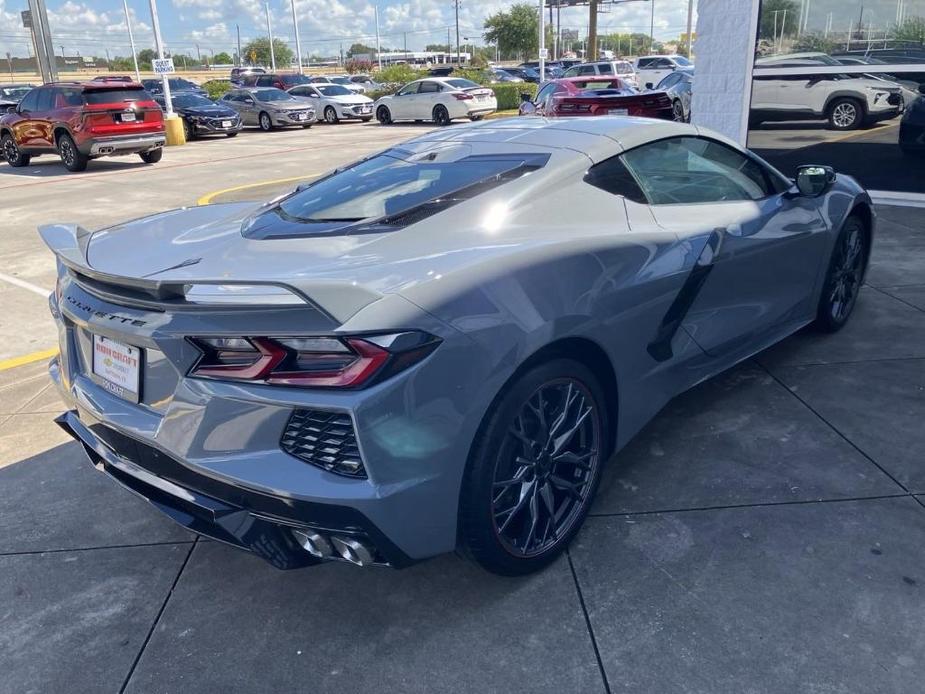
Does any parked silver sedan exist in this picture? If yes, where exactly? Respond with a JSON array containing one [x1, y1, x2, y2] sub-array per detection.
[[287, 83, 375, 123], [220, 87, 316, 131]]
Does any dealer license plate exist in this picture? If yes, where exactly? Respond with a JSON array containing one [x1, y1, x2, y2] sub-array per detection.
[[120, 112, 136, 122], [221, 120, 232, 128], [608, 108, 629, 116], [92, 334, 141, 402], [296, 112, 308, 121]]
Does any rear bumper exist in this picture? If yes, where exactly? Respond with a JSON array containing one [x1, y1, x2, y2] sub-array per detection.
[[55, 406, 415, 569], [84, 133, 166, 156]]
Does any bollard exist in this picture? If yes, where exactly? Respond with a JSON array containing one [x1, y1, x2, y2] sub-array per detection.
[[163, 114, 186, 146]]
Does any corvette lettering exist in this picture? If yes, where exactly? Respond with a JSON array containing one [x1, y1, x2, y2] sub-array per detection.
[[65, 295, 147, 326]]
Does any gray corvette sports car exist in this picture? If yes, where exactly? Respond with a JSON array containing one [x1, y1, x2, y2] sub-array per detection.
[[43, 117, 872, 575]]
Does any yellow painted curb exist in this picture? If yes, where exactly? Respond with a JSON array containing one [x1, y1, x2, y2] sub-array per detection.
[[0, 348, 58, 372], [197, 175, 319, 206]]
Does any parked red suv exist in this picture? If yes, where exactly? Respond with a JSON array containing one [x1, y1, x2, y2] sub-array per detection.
[[241, 73, 311, 90], [0, 81, 166, 172]]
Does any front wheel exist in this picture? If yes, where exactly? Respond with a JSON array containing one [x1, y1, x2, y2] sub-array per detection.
[[672, 99, 685, 122], [183, 118, 194, 141], [469, 114, 485, 121], [459, 359, 608, 576], [139, 148, 163, 164], [813, 215, 869, 332], [1, 133, 30, 167], [376, 105, 392, 124], [828, 98, 863, 130], [323, 106, 338, 124], [258, 111, 273, 131], [433, 104, 451, 126], [226, 132, 238, 138], [57, 133, 88, 172]]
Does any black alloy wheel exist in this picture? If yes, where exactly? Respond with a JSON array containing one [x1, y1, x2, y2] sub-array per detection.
[[376, 105, 392, 124], [460, 359, 607, 575], [814, 215, 869, 332], [139, 148, 162, 164], [57, 133, 88, 172], [433, 104, 451, 126], [1, 133, 30, 167], [183, 118, 194, 141]]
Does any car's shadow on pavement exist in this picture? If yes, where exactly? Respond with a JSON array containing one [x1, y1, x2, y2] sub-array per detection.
[[0, 158, 155, 178]]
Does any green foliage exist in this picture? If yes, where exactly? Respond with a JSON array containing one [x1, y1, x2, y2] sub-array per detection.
[[452, 67, 491, 83], [483, 3, 539, 61], [136, 48, 156, 70], [108, 56, 135, 71], [597, 32, 654, 58], [491, 83, 536, 110], [202, 80, 232, 101], [347, 42, 376, 58], [242, 37, 293, 68], [792, 33, 839, 54], [758, 0, 798, 40], [368, 86, 399, 101], [425, 44, 451, 52], [376, 64, 425, 85], [891, 16, 925, 43], [213, 52, 233, 65]]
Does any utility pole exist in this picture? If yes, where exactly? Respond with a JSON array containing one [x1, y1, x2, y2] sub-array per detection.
[[375, 4, 381, 69], [538, 0, 545, 81], [455, 0, 461, 65], [27, 0, 57, 82], [447, 26, 451, 63], [589, 1, 598, 61], [265, 3, 276, 70], [123, 0, 140, 81], [236, 23, 242, 66], [290, 0, 302, 73], [649, 0, 656, 50], [6, 52, 13, 82], [147, 0, 173, 115], [686, 0, 694, 58], [196, 42, 201, 65]]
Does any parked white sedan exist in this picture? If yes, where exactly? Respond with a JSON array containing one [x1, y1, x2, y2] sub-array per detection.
[[374, 78, 497, 126], [287, 83, 375, 123]]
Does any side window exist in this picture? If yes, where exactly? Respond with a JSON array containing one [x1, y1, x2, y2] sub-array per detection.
[[598, 63, 613, 74], [621, 137, 777, 205], [34, 88, 54, 112], [419, 81, 440, 93], [658, 73, 681, 89], [654, 58, 673, 69], [257, 76, 272, 87], [535, 83, 557, 103], [584, 156, 648, 204], [18, 90, 39, 112], [636, 58, 653, 68], [397, 82, 420, 96], [577, 65, 596, 76], [61, 88, 83, 107]]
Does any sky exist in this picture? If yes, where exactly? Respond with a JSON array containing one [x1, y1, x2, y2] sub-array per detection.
[[0, 0, 700, 60]]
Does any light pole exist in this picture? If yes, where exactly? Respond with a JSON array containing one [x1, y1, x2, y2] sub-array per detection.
[[122, 0, 141, 81], [455, 0, 460, 65], [375, 4, 381, 69], [649, 0, 656, 49], [236, 23, 242, 66], [290, 0, 302, 73], [265, 2, 276, 70], [538, 0, 545, 82], [686, 0, 694, 59]]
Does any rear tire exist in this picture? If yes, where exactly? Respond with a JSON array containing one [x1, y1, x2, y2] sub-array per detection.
[[459, 359, 609, 576], [183, 118, 194, 141], [433, 104, 451, 126], [376, 105, 392, 124], [302, 123, 312, 129], [226, 132, 238, 138], [828, 98, 863, 130], [469, 114, 485, 121], [258, 111, 273, 131], [139, 148, 163, 164], [813, 215, 869, 332], [672, 99, 685, 122], [1, 133, 30, 167], [57, 133, 88, 172]]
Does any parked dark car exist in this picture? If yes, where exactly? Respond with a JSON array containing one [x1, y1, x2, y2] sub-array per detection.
[[0, 83, 34, 111], [141, 77, 206, 96], [519, 77, 674, 120], [242, 73, 311, 90], [654, 68, 693, 122], [0, 81, 164, 171], [154, 92, 242, 139], [900, 85, 925, 156]]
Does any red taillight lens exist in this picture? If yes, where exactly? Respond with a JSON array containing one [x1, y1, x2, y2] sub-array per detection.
[[557, 103, 591, 113], [188, 333, 439, 389], [453, 92, 474, 100]]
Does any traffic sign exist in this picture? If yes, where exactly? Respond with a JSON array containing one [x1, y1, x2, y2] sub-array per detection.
[[152, 58, 175, 74]]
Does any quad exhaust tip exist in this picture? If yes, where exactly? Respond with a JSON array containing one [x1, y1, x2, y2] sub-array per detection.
[[291, 529, 374, 567]]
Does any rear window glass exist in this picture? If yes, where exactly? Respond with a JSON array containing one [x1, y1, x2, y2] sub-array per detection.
[[444, 79, 480, 89], [82, 88, 150, 104], [280, 74, 310, 86], [244, 151, 550, 239]]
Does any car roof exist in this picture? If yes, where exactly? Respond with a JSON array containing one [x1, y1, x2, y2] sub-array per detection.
[[47, 80, 146, 89]]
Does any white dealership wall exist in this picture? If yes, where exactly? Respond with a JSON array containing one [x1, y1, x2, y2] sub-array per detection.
[[690, 0, 760, 144]]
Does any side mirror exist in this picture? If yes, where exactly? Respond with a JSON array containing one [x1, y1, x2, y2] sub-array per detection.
[[5, 105, 15, 114], [520, 92, 532, 102], [796, 165, 836, 197], [919, 83, 925, 95], [645, 82, 654, 89]]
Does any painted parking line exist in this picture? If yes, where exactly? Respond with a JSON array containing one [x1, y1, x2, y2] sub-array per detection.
[[0, 271, 51, 298], [197, 174, 320, 205], [0, 348, 58, 372]]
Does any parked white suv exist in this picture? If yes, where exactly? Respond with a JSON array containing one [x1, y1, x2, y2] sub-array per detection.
[[752, 53, 904, 130], [634, 55, 693, 89], [563, 61, 637, 87]]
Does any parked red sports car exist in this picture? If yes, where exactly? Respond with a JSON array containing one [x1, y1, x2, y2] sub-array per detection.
[[519, 77, 674, 120]]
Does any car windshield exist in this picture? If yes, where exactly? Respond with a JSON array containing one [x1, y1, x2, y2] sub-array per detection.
[[317, 85, 353, 96], [82, 88, 149, 104], [673, 56, 692, 66], [258, 151, 549, 233], [173, 93, 214, 108], [255, 89, 294, 102], [444, 78, 480, 90], [1, 86, 30, 99], [330, 77, 351, 84]]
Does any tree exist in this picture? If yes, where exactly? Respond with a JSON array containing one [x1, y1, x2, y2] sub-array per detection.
[[347, 42, 376, 58], [483, 3, 539, 61], [136, 48, 157, 70], [425, 43, 450, 52], [242, 37, 293, 68], [213, 51, 233, 65], [598, 32, 654, 58], [758, 0, 798, 41], [792, 33, 838, 54], [891, 16, 925, 44]]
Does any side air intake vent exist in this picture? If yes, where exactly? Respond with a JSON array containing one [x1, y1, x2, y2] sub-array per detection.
[[281, 409, 366, 478]]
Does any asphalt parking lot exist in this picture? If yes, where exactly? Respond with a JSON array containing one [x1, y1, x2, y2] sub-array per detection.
[[2, 123, 925, 693]]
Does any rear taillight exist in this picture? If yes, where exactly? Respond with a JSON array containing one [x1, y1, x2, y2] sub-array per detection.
[[557, 103, 591, 113], [188, 332, 439, 389], [453, 92, 474, 100]]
